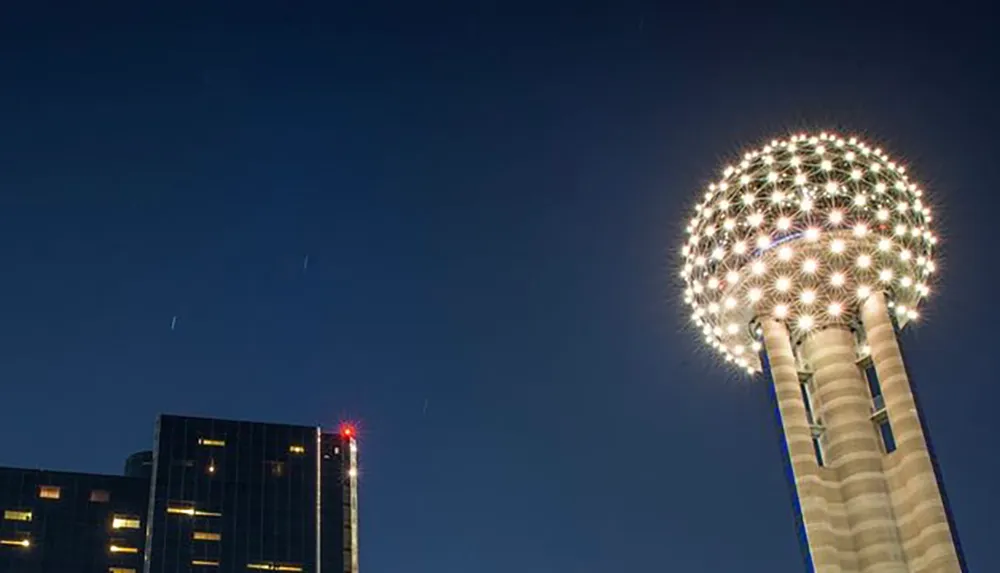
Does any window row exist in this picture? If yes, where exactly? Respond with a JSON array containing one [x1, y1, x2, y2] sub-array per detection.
[[179, 559, 305, 571], [4, 509, 140, 530], [20, 485, 113, 502], [198, 437, 308, 456]]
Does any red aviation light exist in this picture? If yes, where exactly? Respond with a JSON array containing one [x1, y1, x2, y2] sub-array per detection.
[[340, 424, 355, 439]]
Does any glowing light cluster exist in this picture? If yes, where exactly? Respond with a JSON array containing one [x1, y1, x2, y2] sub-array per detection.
[[680, 132, 937, 374]]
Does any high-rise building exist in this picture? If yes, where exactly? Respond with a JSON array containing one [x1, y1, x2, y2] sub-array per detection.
[[143, 415, 359, 573], [0, 414, 359, 573], [679, 132, 966, 572], [0, 466, 150, 572]]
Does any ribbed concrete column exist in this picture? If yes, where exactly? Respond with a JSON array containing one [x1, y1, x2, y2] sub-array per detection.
[[860, 293, 962, 573], [802, 326, 907, 573], [762, 318, 849, 573]]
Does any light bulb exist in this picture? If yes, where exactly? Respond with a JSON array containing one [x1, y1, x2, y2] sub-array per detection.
[[800, 290, 817, 304], [776, 277, 791, 292], [802, 259, 818, 273], [830, 239, 846, 254], [828, 302, 843, 316], [830, 272, 846, 287]]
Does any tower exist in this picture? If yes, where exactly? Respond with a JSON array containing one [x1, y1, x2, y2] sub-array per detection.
[[680, 132, 965, 572]]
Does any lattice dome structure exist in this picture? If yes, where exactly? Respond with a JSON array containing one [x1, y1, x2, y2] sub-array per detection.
[[680, 132, 937, 374]]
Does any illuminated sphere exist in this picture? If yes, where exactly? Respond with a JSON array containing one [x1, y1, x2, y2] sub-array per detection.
[[680, 132, 937, 374]]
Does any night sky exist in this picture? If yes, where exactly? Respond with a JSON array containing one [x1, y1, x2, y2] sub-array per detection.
[[1, 2, 996, 571]]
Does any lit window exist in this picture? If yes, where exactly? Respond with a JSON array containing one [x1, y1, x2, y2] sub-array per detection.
[[38, 485, 61, 500], [109, 544, 139, 554], [0, 538, 30, 548], [193, 531, 221, 541], [246, 564, 302, 572], [3, 510, 32, 522], [276, 567, 303, 572], [247, 565, 272, 570], [38, 485, 62, 499], [109, 568, 137, 573], [112, 516, 141, 529], [192, 561, 220, 567], [91, 489, 111, 503], [166, 504, 221, 517], [288, 445, 306, 454], [198, 438, 226, 447], [167, 504, 195, 516]]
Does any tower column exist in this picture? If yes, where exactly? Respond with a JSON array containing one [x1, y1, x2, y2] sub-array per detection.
[[761, 317, 849, 573], [802, 327, 907, 573], [860, 293, 962, 573]]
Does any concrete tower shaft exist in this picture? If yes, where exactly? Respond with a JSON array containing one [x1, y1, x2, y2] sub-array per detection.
[[762, 293, 962, 573]]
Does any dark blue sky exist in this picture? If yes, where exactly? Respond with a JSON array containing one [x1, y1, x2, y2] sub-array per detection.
[[1, 2, 996, 571]]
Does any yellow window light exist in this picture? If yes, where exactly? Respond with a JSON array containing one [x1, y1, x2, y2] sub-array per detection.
[[38, 485, 61, 500], [109, 544, 139, 554], [198, 438, 226, 447], [109, 568, 137, 573], [1, 538, 30, 547], [193, 531, 221, 541], [246, 564, 302, 572], [112, 516, 141, 529], [288, 445, 306, 454], [167, 505, 196, 515], [192, 560, 220, 567], [3, 510, 31, 522], [167, 503, 221, 518]]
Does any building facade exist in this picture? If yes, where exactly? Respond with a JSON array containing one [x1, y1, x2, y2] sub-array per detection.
[[0, 467, 149, 573], [0, 414, 358, 573], [143, 415, 359, 573]]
